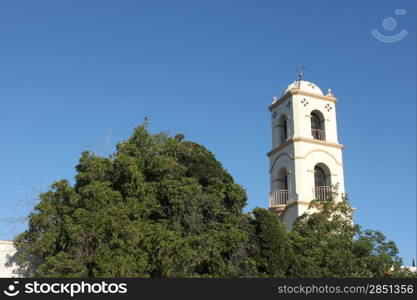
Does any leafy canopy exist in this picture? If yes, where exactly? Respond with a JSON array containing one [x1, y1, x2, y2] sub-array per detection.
[[15, 124, 252, 277], [288, 193, 406, 277]]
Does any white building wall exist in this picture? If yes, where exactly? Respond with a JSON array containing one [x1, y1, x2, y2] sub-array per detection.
[[0, 240, 18, 278], [270, 97, 294, 149], [293, 141, 345, 202], [282, 205, 299, 228], [269, 144, 296, 195], [292, 93, 339, 143]]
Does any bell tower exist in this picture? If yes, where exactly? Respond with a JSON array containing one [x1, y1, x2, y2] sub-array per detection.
[[267, 74, 346, 229]]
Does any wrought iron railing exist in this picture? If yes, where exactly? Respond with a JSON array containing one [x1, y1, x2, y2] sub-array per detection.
[[311, 129, 326, 141], [269, 189, 291, 206], [313, 186, 332, 201]]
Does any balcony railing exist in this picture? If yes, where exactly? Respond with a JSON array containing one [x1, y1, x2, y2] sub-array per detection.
[[312, 129, 326, 141], [269, 189, 291, 206], [313, 186, 332, 201]]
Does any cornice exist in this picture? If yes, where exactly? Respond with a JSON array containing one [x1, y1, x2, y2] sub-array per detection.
[[267, 137, 344, 157], [292, 137, 344, 149], [0, 240, 14, 245], [266, 139, 293, 157], [268, 88, 337, 111]]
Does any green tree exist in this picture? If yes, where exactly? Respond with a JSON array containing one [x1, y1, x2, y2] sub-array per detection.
[[250, 208, 293, 277], [14, 124, 254, 277], [288, 190, 404, 277]]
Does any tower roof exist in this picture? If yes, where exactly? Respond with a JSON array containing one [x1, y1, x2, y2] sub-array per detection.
[[282, 80, 323, 96]]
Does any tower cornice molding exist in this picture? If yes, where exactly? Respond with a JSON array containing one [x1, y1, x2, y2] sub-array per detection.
[[267, 137, 344, 157], [0, 240, 14, 245], [267, 139, 293, 157], [292, 137, 344, 149], [268, 89, 337, 112]]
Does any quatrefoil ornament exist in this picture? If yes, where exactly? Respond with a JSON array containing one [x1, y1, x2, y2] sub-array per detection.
[[307, 83, 316, 89], [325, 103, 333, 112], [301, 98, 309, 107], [286, 100, 292, 109], [272, 111, 278, 119]]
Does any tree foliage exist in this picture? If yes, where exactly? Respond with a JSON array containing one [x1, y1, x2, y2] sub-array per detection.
[[13, 124, 413, 278], [15, 124, 253, 277], [288, 194, 405, 277], [250, 208, 293, 277]]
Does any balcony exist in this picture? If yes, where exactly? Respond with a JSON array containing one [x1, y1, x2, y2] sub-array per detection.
[[312, 129, 326, 141], [269, 189, 292, 206], [313, 186, 332, 201]]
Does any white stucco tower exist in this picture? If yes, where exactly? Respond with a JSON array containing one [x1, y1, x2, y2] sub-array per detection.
[[267, 74, 345, 229]]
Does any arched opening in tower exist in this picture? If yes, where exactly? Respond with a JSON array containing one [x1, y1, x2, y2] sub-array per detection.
[[314, 163, 331, 200], [311, 110, 326, 141]]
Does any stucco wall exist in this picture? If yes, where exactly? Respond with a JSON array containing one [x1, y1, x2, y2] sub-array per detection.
[[0, 240, 18, 278]]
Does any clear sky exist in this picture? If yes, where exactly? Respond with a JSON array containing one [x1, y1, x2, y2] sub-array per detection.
[[0, 0, 415, 265]]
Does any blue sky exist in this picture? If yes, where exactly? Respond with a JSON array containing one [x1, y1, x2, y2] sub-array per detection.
[[0, 0, 415, 265]]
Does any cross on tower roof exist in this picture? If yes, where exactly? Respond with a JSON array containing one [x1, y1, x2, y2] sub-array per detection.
[[297, 66, 305, 82]]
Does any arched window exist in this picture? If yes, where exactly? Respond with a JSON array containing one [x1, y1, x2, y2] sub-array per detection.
[[314, 164, 331, 200], [270, 167, 290, 206], [283, 121, 288, 142], [311, 113, 321, 130], [278, 115, 289, 145], [314, 166, 326, 187], [311, 110, 325, 141], [277, 167, 289, 190]]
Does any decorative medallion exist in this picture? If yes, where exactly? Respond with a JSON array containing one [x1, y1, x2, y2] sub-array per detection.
[[325, 103, 333, 112], [307, 82, 316, 89], [301, 98, 309, 107]]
